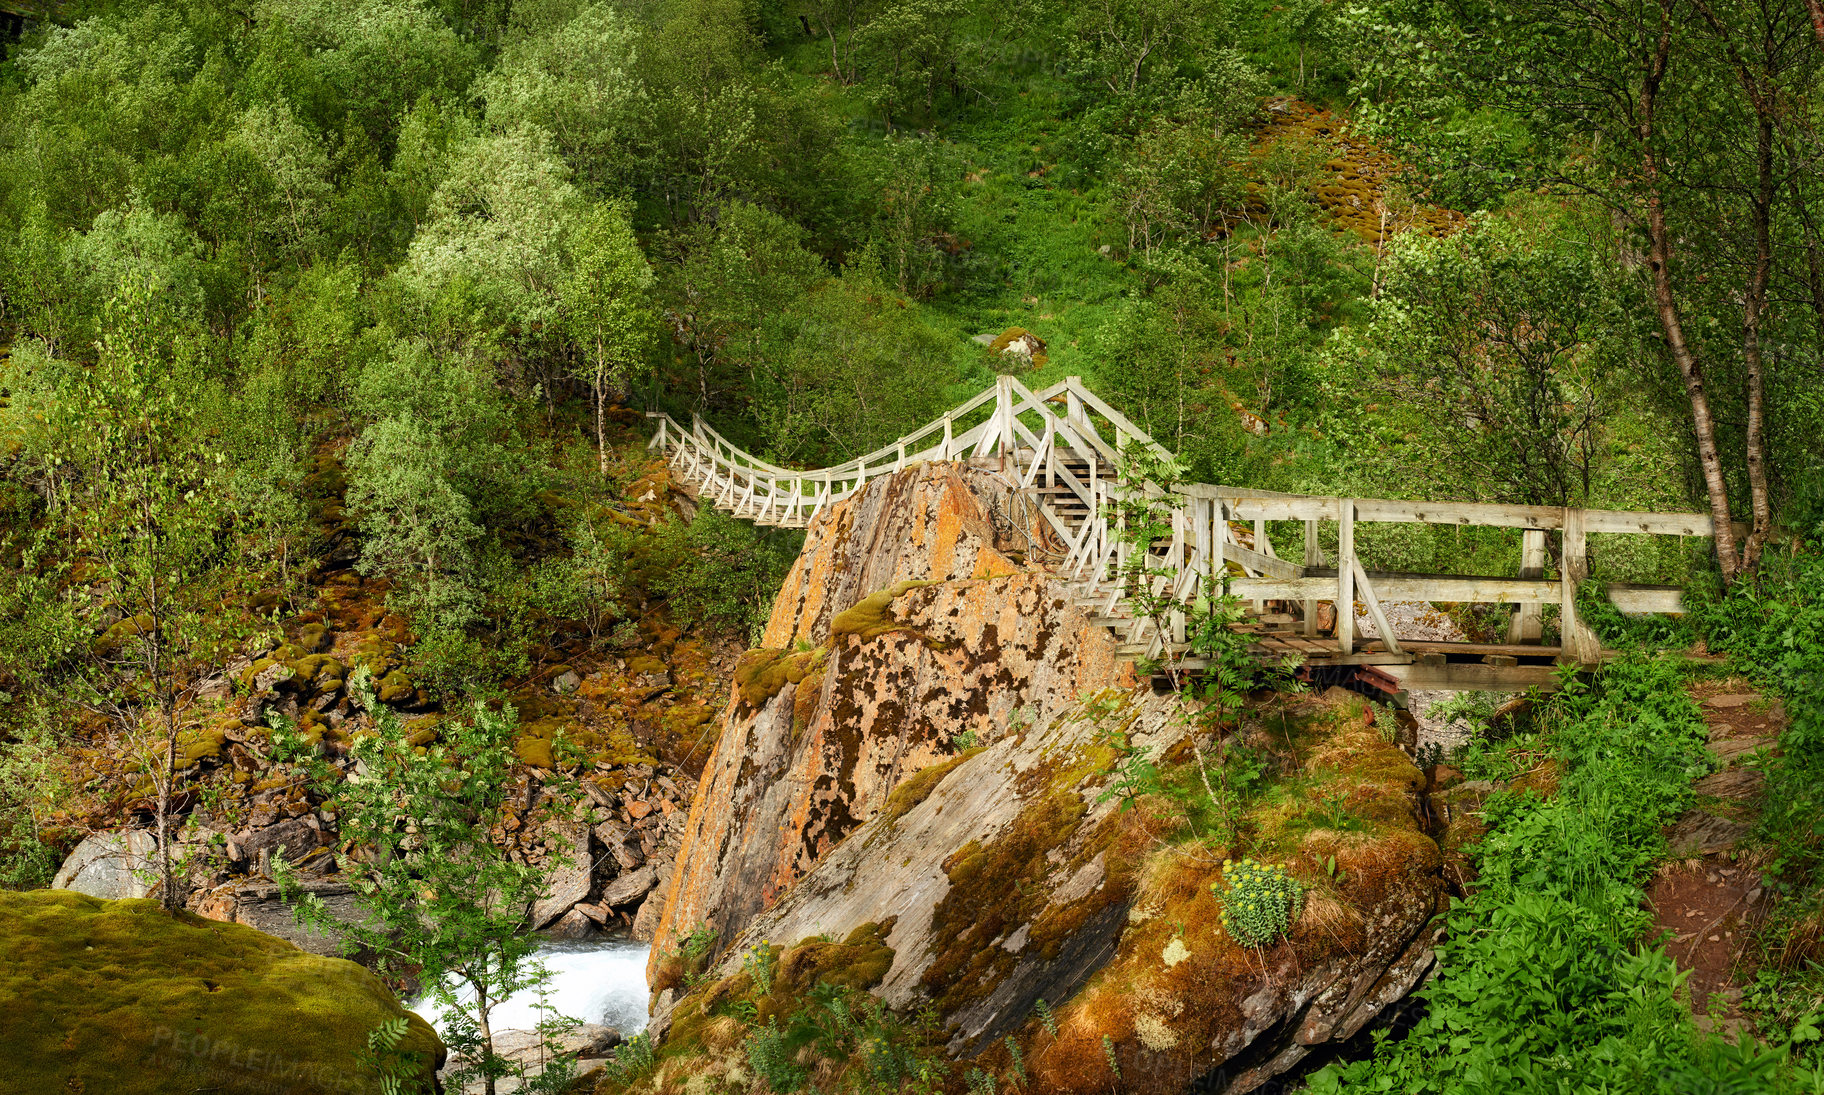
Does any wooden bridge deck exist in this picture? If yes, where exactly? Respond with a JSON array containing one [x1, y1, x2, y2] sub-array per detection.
[[648, 376, 1719, 694]]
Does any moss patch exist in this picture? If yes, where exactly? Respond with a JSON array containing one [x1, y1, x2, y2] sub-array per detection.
[[733, 647, 827, 710], [829, 580, 936, 643], [0, 890, 442, 1094], [881, 749, 983, 826]]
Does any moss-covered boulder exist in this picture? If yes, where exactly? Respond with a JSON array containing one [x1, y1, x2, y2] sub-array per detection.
[[642, 680, 1445, 1095], [0, 890, 443, 1094]]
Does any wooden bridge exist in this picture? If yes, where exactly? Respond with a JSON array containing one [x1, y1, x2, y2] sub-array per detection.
[[647, 376, 1718, 694]]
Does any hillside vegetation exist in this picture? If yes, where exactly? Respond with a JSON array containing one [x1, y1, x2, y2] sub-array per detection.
[[1, 0, 1822, 1090]]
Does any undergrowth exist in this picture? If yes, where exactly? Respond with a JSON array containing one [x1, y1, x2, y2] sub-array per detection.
[[1696, 550, 1824, 1066], [1309, 654, 1820, 1093]]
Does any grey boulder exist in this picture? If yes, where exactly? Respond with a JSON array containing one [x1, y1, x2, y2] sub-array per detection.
[[52, 830, 157, 900]]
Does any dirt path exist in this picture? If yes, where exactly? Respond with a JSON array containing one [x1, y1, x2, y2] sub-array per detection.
[[1646, 677, 1784, 1034]]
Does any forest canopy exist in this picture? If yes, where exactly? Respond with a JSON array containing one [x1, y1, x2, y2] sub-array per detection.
[[0, 0, 1819, 702]]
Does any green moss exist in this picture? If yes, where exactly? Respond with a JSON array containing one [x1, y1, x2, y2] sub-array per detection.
[[174, 722, 228, 770], [881, 749, 983, 826], [733, 647, 826, 710], [91, 613, 153, 655], [515, 736, 556, 769], [776, 922, 897, 993], [377, 670, 415, 704], [285, 654, 345, 693], [626, 654, 667, 675], [829, 580, 936, 643], [296, 622, 331, 653], [0, 890, 442, 1094], [922, 781, 1092, 1013]]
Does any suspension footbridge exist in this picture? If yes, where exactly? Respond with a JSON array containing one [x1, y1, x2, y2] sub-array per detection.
[[647, 377, 1716, 694]]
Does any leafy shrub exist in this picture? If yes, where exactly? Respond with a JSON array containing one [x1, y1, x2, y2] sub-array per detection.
[[1216, 858, 1303, 947], [746, 1018, 806, 1093], [654, 510, 801, 643], [602, 1031, 655, 1084]]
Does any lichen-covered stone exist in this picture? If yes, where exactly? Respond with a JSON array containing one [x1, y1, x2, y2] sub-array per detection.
[[650, 465, 1129, 967]]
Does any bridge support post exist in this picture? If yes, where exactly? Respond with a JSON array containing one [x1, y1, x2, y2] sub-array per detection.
[[1303, 518, 1322, 637], [1560, 509, 1600, 665], [1337, 499, 1355, 655], [1508, 529, 1547, 644], [995, 375, 1015, 459]]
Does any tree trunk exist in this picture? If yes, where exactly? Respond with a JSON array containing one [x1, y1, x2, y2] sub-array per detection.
[[595, 348, 609, 478], [1639, 13, 1742, 582], [477, 981, 496, 1095], [1738, 99, 1776, 575], [1691, 0, 1781, 579], [159, 696, 179, 910]]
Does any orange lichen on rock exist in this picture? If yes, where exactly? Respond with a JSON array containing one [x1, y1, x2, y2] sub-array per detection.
[[649, 465, 1127, 983]]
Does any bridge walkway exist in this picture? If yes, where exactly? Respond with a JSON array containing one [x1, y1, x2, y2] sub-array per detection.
[[648, 376, 1717, 693]]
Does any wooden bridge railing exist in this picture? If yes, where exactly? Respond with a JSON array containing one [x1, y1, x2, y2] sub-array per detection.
[[648, 376, 1718, 676]]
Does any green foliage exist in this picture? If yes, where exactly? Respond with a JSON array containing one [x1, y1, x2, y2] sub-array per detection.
[[1004, 1035, 1025, 1085], [1308, 656, 1819, 1093], [747, 1017, 808, 1093], [1034, 997, 1058, 1038], [273, 674, 578, 1091], [602, 1031, 657, 1084], [0, 713, 66, 890], [1334, 214, 1639, 508], [653, 510, 802, 643], [742, 943, 779, 996], [1215, 858, 1303, 947], [359, 1017, 430, 1095]]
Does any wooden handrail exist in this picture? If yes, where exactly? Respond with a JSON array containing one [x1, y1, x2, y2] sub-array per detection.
[[648, 375, 1715, 668]]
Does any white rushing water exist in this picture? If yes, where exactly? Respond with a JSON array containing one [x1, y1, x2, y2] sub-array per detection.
[[412, 939, 652, 1038]]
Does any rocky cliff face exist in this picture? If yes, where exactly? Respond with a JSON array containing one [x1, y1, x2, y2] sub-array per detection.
[[627, 463, 1451, 1095], [650, 463, 1132, 964]]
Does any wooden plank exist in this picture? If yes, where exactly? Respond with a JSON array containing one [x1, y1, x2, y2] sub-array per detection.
[[1229, 574, 1565, 604], [1508, 528, 1547, 644], [1605, 584, 1685, 614], [1394, 640, 1565, 658], [1583, 509, 1713, 537], [1220, 539, 1304, 580], [1380, 661, 1567, 691], [1352, 558, 1402, 655], [1338, 499, 1355, 655]]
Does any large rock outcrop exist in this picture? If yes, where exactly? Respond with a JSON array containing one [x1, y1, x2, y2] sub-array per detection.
[[632, 462, 1448, 1095], [650, 463, 1131, 961], [2, 889, 443, 1094]]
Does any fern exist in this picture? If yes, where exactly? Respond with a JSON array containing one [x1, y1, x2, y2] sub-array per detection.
[[358, 1017, 426, 1095]]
